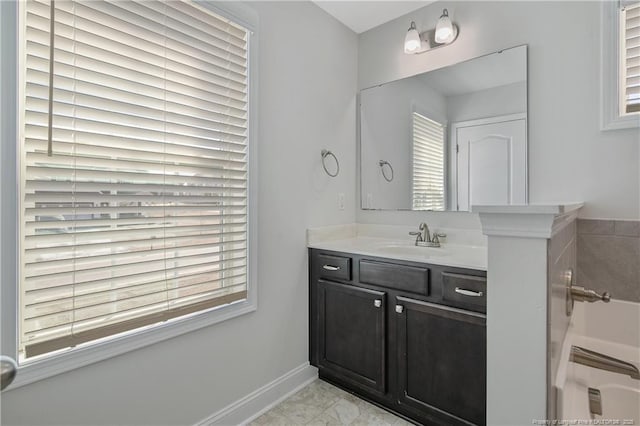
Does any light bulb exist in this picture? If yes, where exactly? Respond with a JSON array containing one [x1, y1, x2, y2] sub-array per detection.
[[434, 9, 454, 44], [404, 21, 422, 54]]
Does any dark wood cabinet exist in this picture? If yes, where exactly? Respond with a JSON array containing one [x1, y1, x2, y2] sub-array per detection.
[[396, 296, 486, 426], [309, 248, 487, 426], [318, 280, 386, 394]]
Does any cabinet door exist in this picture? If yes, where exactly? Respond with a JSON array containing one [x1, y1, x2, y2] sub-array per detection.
[[318, 280, 386, 394], [395, 296, 486, 426]]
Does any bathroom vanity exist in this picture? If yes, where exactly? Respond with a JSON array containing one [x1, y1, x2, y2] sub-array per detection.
[[308, 233, 487, 426]]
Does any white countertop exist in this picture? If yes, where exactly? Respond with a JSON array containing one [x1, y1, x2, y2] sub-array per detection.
[[307, 224, 487, 271]]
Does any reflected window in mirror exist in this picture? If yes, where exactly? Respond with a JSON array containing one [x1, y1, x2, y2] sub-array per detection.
[[412, 112, 445, 211]]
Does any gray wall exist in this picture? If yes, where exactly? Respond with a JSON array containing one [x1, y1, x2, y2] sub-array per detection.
[[0, 2, 358, 425], [357, 1, 640, 223], [446, 81, 526, 123], [577, 219, 640, 302]]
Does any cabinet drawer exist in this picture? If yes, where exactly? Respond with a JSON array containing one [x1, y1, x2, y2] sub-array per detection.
[[317, 254, 352, 281], [360, 260, 429, 295], [442, 272, 487, 313]]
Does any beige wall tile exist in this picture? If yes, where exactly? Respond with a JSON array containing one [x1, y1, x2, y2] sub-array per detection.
[[577, 233, 640, 302], [614, 220, 640, 237], [577, 219, 615, 235]]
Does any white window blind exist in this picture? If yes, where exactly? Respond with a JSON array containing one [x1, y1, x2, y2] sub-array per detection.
[[412, 112, 445, 211], [20, 0, 249, 359], [622, 1, 640, 114]]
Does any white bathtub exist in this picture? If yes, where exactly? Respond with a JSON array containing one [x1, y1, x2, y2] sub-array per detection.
[[558, 299, 640, 424]]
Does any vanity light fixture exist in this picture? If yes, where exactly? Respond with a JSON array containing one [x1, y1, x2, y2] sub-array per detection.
[[403, 9, 459, 55]]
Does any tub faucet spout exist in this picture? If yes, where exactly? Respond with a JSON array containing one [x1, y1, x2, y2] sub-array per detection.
[[570, 345, 640, 380]]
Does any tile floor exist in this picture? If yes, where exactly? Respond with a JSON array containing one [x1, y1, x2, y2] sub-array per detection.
[[249, 379, 414, 426]]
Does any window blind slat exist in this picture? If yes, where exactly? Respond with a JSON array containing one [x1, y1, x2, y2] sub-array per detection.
[[20, 0, 250, 359], [25, 249, 248, 292], [25, 234, 246, 265], [25, 139, 247, 169], [26, 247, 247, 282], [24, 276, 247, 333], [27, 82, 248, 129], [26, 265, 248, 312], [56, 1, 248, 65], [25, 268, 248, 322]]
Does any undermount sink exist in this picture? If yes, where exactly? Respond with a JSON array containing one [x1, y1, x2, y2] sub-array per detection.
[[372, 244, 448, 257]]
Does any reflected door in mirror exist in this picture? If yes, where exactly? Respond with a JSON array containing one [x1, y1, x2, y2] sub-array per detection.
[[455, 116, 527, 211]]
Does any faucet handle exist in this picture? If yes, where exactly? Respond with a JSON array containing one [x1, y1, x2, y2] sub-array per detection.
[[409, 231, 423, 243], [432, 232, 446, 245]]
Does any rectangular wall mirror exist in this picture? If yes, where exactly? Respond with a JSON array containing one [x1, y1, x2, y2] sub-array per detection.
[[360, 45, 528, 211]]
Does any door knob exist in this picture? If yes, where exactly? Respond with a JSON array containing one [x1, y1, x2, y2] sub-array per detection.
[[395, 305, 404, 314], [374, 299, 382, 308], [1, 356, 17, 390]]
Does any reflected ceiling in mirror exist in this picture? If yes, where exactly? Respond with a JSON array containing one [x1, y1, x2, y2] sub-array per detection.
[[360, 45, 527, 211]]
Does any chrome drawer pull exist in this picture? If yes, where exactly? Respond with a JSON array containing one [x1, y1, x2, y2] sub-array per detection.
[[374, 299, 382, 308], [455, 287, 484, 297], [395, 305, 404, 314], [322, 265, 341, 271]]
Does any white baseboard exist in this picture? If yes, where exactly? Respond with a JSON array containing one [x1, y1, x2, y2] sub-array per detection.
[[194, 362, 318, 426]]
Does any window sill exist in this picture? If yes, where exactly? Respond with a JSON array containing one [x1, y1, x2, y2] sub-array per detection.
[[601, 113, 640, 131], [6, 298, 257, 390]]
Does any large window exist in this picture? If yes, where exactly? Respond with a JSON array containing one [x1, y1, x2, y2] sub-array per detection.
[[19, 0, 251, 361]]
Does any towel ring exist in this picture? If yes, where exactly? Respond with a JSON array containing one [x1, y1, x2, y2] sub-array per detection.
[[379, 160, 394, 182], [321, 149, 340, 177]]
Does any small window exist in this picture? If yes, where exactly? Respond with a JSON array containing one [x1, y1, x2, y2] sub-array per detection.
[[602, 1, 640, 130], [19, 0, 251, 360], [411, 112, 445, 211], [621, 2, 640, 114]]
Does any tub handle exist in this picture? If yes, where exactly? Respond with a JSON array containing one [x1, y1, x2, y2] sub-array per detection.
[[1, 356, 17, 391], [565, 268, 611, 316], [570, 286, 611, 304]]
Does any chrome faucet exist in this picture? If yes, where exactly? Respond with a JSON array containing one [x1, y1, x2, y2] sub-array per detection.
[[419, 222, 430, 243], [409, 223, 446, 247], [570, 345, 640, 380]]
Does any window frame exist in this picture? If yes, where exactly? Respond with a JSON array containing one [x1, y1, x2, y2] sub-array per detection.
[[601, 1, 640, 130], [1, 0, 259, 389]]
